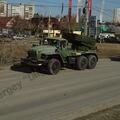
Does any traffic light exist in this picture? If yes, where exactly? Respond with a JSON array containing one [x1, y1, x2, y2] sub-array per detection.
[[83, 7, 86, 14]]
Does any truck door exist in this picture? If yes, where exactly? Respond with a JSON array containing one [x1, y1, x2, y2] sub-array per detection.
[[58, 41, 70, 61]]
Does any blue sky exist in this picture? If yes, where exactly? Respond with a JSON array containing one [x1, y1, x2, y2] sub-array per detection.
[[6, 0, 120, 21]]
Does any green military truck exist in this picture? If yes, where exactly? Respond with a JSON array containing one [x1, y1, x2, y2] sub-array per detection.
[[21, 34, 98, 75]]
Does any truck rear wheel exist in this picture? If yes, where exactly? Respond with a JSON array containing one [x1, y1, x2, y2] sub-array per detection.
[[48, 59, 61, 75], [88, 55, 97, 69], [76, 56, 88, 70]]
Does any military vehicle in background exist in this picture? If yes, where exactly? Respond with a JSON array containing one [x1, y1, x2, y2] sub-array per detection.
[[21, 33, 98, 75]]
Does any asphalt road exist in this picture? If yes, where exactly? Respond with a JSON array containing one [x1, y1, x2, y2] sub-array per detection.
[[0, 59, 120, 120]]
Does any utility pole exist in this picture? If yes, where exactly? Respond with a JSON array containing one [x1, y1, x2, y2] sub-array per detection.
[[68, 0, 72, 32], [100, 0, 104, 23], [85, 0, 88, 36], [76, 0, 81, 30], [48, 11, 51, 37]]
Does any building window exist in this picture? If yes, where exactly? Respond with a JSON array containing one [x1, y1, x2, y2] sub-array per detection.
[[29, 7, 33, 11], [12, 13, 19, 16], [25, 12, 29, 18], [0, 3, 4, 13]]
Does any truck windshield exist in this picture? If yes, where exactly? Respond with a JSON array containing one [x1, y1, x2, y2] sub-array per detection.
[[44, 39, 60, 47]]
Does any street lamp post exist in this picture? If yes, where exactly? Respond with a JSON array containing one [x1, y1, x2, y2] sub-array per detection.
[[85, 0, 89, 36]]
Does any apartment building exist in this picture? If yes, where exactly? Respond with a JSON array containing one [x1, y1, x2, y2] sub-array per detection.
[[7, 3, 35, 20], [0, 0, 7, 17], [0, 1, 35, 19], [113, 8, 120, 23]]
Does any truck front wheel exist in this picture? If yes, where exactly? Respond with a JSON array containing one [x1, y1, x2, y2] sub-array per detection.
[[48, 59, 61, 75], [77, 56, 88, 70], [88, 55, 97, 69]]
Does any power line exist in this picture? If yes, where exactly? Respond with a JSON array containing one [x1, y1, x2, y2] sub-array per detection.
[[93, 6, 113, 15], [33, 4, 83, 8], [94, 5, 113, 13], [92, 7, 113, 19], [7, 2, 83, 8], [29, 0, 62, 5], [30, 0, 60, 4]]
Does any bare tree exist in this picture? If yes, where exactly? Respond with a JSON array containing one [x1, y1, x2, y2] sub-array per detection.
[[12, 16, 33, 35]]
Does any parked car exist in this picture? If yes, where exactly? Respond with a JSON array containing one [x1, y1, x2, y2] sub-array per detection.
[[97, 33, 116, 43], [12, 35, 24, 40]]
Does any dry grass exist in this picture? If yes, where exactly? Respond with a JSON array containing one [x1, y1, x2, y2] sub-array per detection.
[[97, 43, 120, 58], [0, 41, 32, 65], [75, 105, 120, 120]]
